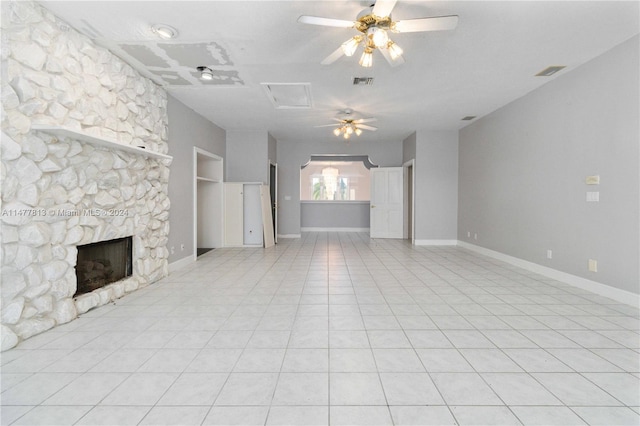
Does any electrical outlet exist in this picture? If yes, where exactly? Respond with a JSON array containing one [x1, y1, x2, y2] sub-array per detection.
[[547, 250, 552, 259], [586, 192, 600, 202], [474, 233, 478, 240], [180, 244, 185, 251], [467, 231, 471, 238], [588, 259, 598, 272]]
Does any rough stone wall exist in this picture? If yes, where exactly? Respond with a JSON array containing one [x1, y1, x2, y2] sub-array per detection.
[[1, 1, 171, 350]]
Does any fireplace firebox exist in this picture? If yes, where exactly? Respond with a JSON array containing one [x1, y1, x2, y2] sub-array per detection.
[[75, 236, 133, 296]]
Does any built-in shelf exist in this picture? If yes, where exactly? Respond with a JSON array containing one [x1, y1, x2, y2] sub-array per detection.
[[31, 124, 173, 161]]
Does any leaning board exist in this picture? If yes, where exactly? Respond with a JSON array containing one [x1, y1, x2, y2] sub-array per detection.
[[260, 185, 275, 248]]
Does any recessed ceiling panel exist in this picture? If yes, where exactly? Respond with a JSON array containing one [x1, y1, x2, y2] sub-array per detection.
[[261, 83, 313, 109]]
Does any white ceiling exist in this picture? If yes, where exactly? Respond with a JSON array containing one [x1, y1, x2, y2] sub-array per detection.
[[40, 1, 639, 145]]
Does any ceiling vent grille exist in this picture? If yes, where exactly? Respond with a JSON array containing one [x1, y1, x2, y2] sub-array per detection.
[[535, 66, 566, 77], [461, 116, 477, 121], [353, 77, 374, 85]]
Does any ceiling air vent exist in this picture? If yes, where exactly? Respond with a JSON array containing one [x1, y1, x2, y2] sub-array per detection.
[[535, 66, 566, 77], [461, 116, 477, 121], [353, 77, 374, 86]]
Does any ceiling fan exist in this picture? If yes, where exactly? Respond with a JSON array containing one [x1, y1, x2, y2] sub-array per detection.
[[298, 0, 458, 67], [315, 109, 378, 140]]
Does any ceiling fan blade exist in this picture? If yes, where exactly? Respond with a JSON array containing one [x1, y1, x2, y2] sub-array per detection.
[[358, 124, 378, 131], [380, 48, 405, 67], [332, 118, 345, 123], [297, 15, 355, 28], [394, 15, 459, 33], [314, 124, 340, 128], [372, 0, 398, 18], [354, 118, 377, 124], [321, 46, 345, 65]]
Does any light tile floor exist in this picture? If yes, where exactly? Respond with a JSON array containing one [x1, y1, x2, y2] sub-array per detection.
[[2, 233, 639, 425]]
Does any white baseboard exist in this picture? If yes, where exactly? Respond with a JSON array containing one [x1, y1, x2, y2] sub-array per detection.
[[415, 239, 458, 246], [168, 255, 194, 273], [277, 234, 301, 239], [457, 241, 640, 307], [301, 227, 369, 232]]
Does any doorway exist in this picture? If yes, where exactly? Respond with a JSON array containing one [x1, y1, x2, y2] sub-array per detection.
[[194, 148, 223, 258], [403, 159, 415, 243], [269, 161, 278, 243]]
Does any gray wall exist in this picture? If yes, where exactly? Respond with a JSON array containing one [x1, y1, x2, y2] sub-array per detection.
[[403, 132, 416, 164], [301, 202, 370, 229], [277, 138, 403, 236], [226, 130, 269, 183], [414, 130, 459, 241], [167, 95, 225, 264], [458, 35, 639, 294], [268, 133, 277, 165]]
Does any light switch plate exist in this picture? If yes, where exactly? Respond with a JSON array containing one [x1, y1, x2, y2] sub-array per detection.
[[588, 259, 598, 272]]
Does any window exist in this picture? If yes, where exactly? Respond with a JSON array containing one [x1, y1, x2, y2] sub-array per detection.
[[300, 161, 371, 201]]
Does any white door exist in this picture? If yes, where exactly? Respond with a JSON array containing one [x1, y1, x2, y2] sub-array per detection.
[[243, 184, 263, 246], [224, 183, 244, 246], [370, 167, 404, 238]]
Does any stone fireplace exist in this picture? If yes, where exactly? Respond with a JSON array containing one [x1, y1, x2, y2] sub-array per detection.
[[1, 1, 172, 350]]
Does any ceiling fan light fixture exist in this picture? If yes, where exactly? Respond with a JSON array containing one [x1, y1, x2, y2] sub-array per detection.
[[355, 128, 363, 136], [197, 66, 214, 80], [341, 36, 362, 57], [333, 128, 341, 136], [368, 26, 389, 48], [359, 48, 374, 67], [343, 132, 350, 139], [387, 41, 403, 60], [151, 24, 178, 40]]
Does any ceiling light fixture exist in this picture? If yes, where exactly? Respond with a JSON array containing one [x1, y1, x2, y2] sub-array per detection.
[[197, 66, 214, 80], [359, 47, 374, 67], [151, 24, 178, 40], [387, 41, 403, 61], [341, 36, 362, 57], [333, 121, 364, 139], [368, 26, 389, 49], [338, 22, 401, 68]]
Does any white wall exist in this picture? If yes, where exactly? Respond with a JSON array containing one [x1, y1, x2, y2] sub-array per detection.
[[458, 35, 639, 294], [167, 95, 225, 264]]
